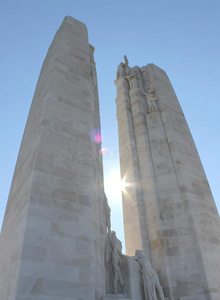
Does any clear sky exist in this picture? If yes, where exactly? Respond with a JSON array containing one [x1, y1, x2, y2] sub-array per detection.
[[0, 0, 220, 247]]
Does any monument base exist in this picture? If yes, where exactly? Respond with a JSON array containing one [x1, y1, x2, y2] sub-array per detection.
[[180, 293, 219, 300], [101, 295, 130, 300]]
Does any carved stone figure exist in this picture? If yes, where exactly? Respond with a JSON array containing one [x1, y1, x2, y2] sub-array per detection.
[[110, 231, 125, 294], [139, 88, 158, 113], [124, 55, 129, 66], [135, 250, 165, 300], [147, 89, 158, 113], [116, 55, 131, 79], [125, 73, 138, 89], [123, 55, 131, 76], [116, 62, 125, 79]]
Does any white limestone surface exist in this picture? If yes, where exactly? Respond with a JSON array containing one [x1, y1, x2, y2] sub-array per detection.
[[0, 16, 107, 300], [115, 61, 220, 300]]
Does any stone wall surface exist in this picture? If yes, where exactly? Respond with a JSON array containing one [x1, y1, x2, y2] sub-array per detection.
[[0, 16, 107, 300], [115, 62, 220, 300], [101, 296, 130, 300], [1, 16, 220, 300]]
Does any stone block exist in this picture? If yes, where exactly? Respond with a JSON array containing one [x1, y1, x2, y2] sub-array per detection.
[[101, 296, 130, 300]]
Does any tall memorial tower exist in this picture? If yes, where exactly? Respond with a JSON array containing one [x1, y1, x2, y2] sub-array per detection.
[[115, 58, 220, 300], [0, 16, 108, 300], [1, 16, 220, 300]]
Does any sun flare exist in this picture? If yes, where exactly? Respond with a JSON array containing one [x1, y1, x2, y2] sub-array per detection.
[[120, 179, 127, 192], [104, 170, 128, 200]]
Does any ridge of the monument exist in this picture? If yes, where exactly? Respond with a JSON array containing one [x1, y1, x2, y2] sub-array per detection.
[[64, 15, 87, 28]]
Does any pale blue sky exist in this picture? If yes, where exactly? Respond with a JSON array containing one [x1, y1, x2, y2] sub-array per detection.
[[0, 0, 220, 246]]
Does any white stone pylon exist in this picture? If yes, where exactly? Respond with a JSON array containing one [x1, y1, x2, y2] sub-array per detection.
[[0, 16, 107, 300], [115, 62, 220, 300]]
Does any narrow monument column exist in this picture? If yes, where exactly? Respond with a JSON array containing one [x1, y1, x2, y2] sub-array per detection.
[[0, 16, 107, 300], [115, 75, 145, 255], [115, 60, 220, 300]]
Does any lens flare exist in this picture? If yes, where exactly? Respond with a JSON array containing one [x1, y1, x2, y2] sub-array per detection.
[[95, 134, 102, 143], [120, 179, 128, 191], [90, 127, 102, 144], [99, 146, 109, 155]]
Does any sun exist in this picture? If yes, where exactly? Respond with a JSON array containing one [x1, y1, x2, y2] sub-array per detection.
[[104, 169, 127, 200], [120, 179, 127, 192]]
